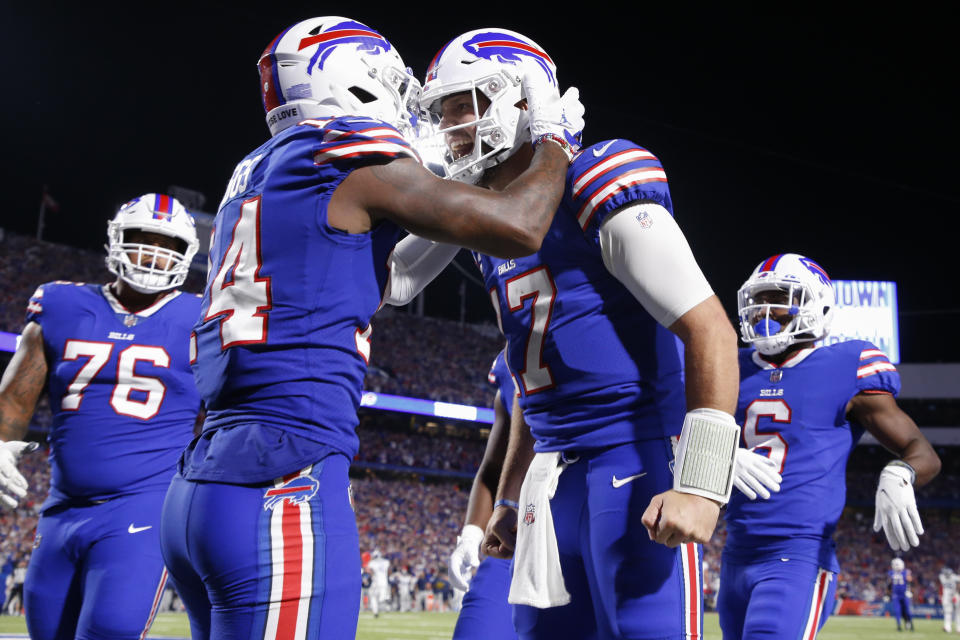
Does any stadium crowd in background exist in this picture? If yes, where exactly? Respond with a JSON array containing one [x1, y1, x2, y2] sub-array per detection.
[[2, 230, 959, 621]]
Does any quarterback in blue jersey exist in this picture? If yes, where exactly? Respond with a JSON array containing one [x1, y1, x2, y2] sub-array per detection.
[[420, 28, 743, 640], [0, 193, 201, 640], [158, 16, 582, 640], [449, 351, 519, 640], [717, 253, 940, 640]]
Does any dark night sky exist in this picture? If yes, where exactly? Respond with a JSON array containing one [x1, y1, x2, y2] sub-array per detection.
[[3, 5, 957, 361]]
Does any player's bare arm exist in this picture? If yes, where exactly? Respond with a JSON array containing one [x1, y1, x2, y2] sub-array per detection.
[[642, 296, 740, 547], [330, 142, 569, 258], [0, 321, 46, 509], [484, 394, 536, 559], [449, 390, 512, 590], [0, 322, 47, 442], [467, 392, 512, 530], [847, 392, 940, 486], [853, 391, 940, 551]]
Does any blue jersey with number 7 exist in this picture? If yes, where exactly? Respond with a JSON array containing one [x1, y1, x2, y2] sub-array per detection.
[[472, 139, 686, 452], [188, 117, 417, 483]]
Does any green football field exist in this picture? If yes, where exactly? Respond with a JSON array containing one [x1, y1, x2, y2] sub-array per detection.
[[0, 611, 951, 638]]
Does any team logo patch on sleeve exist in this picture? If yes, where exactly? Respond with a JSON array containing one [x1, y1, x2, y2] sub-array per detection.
[[524, 503, 537, 525], [263, 474, 320, 511]]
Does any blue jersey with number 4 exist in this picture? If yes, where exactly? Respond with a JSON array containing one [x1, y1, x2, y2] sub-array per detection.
[[25, 282, 201, 509], [473, 139, 685, 451], [724, 341, 900, 570], [187, 117, 417, 483]]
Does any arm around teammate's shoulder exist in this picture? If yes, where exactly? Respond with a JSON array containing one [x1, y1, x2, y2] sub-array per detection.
[[0, 322, 47, 442], [333, 142, 570, 258]]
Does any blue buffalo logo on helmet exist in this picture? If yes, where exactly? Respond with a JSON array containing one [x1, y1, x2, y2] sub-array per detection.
[[297, 20, 391, 73], [799, 257, 831, 286], [461, 31, 556, 85], [263, 474, 320, 511]]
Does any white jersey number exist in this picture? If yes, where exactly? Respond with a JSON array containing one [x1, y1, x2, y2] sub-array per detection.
[[205, 195, 272, 349], [496, 266, 557, 394], [742, 399, 791, 473], [61, 340, 169, 419]]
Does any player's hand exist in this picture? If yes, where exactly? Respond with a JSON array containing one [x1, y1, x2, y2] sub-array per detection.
[[521, 62, 584, 157], [733, 448, 782, 500], [642, 489, 720, 547], [873, 462, 923, 551], [449, 524, 484, 591], [483, 504, 518, 560], [905, 590, 913, 599], [0, 441, 38, 510]]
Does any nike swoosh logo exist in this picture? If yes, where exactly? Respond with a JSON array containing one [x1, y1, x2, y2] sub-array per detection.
[[611, 472, 647, 488], [593, 140, 617, 157], [128, 524, 153, 534]]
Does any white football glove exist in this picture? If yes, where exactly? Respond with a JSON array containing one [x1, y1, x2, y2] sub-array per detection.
[[733, 448, 782, 500], [873, 461, 923, 552], [448, 524, 484, 592], [0, 441, 38, 510], [520, 63, 584, 158]]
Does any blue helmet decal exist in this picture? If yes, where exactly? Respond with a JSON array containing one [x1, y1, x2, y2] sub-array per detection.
[[298, 20, 391, 73]]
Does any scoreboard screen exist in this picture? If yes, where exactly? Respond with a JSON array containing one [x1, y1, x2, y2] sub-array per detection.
[[824, 280, 900, 363]]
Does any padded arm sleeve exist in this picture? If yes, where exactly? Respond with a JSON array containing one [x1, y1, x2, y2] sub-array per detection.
[[382, 235, 461, 307], [599, 202, 714, 327]]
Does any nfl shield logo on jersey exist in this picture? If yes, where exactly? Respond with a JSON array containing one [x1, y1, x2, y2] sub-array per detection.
[[524, 503, 536, 525], [263, 474, 320, 511]]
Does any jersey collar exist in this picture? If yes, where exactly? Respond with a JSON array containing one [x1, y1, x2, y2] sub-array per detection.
[[751, 345, 817, 370], [101, 285, 181, 318]]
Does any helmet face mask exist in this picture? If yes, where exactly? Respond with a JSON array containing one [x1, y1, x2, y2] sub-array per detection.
[[737, 254, 835, 356], [419, 29, 555, 183], [259, 17, 421, 138], [106, 194, 199, 294]]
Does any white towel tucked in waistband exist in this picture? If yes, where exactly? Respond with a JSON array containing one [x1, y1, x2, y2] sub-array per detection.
[[508, 451, 571, 608]]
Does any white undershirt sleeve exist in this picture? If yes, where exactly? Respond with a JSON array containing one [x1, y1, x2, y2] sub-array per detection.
[[598, 202, 714, 327], [382, 235, 461, 307]]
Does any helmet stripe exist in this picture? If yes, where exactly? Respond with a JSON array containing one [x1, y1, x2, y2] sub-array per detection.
[[155, 194, 172, 215], [297, 29, 384, 51], [259, 25, 294, 112], [475, 39, 553, 65], [759, 254, 784, 272], [426, 40, 454, 82]]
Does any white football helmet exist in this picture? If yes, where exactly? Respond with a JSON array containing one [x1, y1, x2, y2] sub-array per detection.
[[258, 17, 421, 138], [891, 557, 905, 571], [419, 29, 557, 183], [737, 253, 835, 356], [106, 194, 199, 293]]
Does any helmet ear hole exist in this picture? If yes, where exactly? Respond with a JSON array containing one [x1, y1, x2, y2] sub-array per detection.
[[348, 86, 378, 104]]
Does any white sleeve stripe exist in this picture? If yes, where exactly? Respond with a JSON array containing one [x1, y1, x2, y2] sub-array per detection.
[[313, 142, 417, 164], [859, 349, 888, 361], [576, 168, 668, 230], [857, 361, 897, 378], [572, 149, 656, 196]]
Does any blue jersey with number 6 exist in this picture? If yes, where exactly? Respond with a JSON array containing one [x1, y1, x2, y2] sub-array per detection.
[[188, 117, 418, 483], [25, 282, 200, 510], [724, 341, 900, 570]]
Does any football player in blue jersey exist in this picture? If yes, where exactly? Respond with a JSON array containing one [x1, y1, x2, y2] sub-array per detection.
[[0, 193, 202, 640], [888, 557, 914, 631], [717, 253, 940, 640], [448, 350, 518, 640], [419, 28, 744, 640], [158, 16, 583, 640]]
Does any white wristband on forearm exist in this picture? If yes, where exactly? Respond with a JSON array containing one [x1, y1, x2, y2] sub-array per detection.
[[673, 408, 740, 504]]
